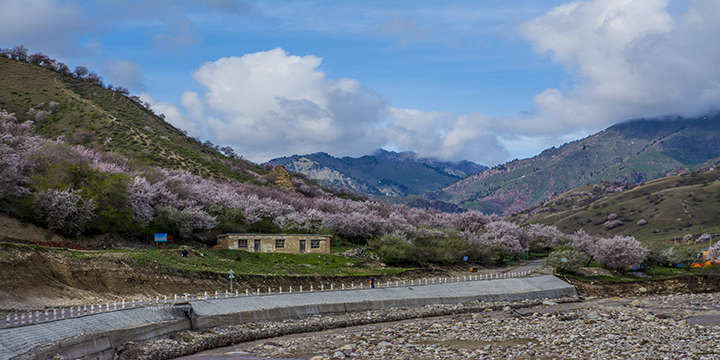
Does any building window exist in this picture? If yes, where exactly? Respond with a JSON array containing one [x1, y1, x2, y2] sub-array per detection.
[[311, 240, 321, 249], [275, 239, 285, 248], [238, 239, 247, 248]]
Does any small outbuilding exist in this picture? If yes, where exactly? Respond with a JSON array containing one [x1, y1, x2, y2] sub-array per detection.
[[216, 233, 332, 254]]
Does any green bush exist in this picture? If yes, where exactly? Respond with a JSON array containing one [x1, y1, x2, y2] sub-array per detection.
[[368, 231, 417, 265], [547, 249, 590, 275]]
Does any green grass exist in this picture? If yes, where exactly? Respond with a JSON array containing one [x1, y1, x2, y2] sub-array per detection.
[[511, 169, 720, 247], [0, 242, 413, 277], [119, 248, 410, 276]]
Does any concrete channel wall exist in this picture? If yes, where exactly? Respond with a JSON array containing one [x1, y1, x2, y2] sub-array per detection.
[[1, 275, 575, 360]]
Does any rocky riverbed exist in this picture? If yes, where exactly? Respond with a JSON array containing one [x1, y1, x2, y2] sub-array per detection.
[[112, 292, 720, 360]]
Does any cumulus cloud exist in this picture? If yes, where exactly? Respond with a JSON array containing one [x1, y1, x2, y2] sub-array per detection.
[[141, 92, 203, 138], [166, 48, 388, 162], [515, 0, 720, 135], [387, 108, 509, 165], [102, 59, 147, 92]]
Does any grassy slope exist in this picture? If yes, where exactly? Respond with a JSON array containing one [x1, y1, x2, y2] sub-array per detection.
[[435, 116, 720, 215], [0, 58, 265, 181], [508, 169, 720, 245]]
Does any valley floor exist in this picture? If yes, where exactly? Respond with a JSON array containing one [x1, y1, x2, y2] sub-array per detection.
[[120, 293, 720, 360]]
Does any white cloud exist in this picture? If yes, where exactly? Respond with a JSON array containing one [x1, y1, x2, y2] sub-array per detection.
[[387, 108, 509, 165], [140, 93, 203, 138], [171, 47, 389, 163], [515, 0, 720, 135], [102, 59, 147, 92]]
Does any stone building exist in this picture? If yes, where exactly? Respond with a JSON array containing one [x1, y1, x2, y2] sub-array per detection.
[[216, 233, 332, 254]]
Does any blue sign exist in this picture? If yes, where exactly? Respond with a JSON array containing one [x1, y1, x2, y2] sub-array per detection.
[[463, 256, 469, 261], [155, 233, 167, 242]]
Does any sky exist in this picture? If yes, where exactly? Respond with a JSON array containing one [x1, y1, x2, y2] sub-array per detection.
[[1, 0, 719, 166]]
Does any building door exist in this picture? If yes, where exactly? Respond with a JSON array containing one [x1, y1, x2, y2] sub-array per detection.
[[299, 240, 306, 253], [254, 240, 261, 252]]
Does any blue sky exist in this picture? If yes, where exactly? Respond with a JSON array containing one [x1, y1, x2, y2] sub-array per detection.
[[2, 0, 719, 165]]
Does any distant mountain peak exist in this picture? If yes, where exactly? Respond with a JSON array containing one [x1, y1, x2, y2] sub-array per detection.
[[269, 150, 487, 197]]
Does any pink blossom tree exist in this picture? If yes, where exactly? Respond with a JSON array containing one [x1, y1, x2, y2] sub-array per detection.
[[475, 221, 529, 256], [593, 235, 648, 270], [568, 229, 598, 259], [33, 189, 97, 236], [525, 223, 563, 251], [73, 66, 89, 78]]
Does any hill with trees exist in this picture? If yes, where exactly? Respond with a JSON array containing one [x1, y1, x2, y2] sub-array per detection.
[[425, 115, 720, 215], [0, 46, 563, 269]]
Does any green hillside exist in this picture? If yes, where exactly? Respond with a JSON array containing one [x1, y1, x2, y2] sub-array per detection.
[[508, 169, 720, 243], [0, 58, 264, 181], [428, 116, 720, 215]]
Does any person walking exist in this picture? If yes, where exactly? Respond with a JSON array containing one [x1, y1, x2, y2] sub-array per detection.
[[370, 276, 375, 288]]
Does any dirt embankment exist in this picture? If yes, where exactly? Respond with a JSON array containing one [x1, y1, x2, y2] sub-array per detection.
[[0, 245, 438, 310]]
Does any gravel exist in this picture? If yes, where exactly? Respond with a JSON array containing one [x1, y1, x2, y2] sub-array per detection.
[[114, 292, 720, 360]]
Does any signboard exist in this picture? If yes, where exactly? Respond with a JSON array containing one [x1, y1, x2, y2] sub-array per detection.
[[154, 233, 167, 242]]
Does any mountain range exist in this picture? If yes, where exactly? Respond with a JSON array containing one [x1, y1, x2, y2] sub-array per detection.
[[270, 149, 487, 197]]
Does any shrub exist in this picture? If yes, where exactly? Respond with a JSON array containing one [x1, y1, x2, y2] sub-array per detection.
[[547, 249, 589, 275], [604, 220, 623, 229], [708, 242, 720, 260], [637, 219, 647, 226], [695, 233, 712, 244], [368, 231, 417, 265]]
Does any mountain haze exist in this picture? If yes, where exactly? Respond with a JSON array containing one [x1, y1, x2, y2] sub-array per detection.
[[270, 149, 487, 197], [425, 115, 720, 215]]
